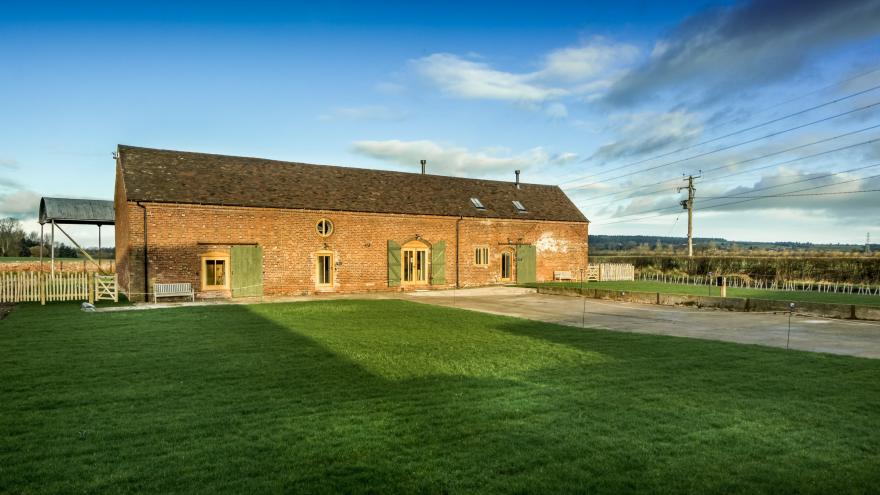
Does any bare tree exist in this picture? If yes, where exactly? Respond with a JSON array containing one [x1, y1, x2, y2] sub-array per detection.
[[0, 217, 25, 257]]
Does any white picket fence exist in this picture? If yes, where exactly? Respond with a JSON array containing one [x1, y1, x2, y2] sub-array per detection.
[[0, 272, 42, 303], [0, 272, 117, 305]]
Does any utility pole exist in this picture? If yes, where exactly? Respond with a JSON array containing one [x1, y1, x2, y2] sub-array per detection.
[[678, 174, 700, 257]]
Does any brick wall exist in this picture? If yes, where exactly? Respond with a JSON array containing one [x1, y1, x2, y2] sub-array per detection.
[[119, 201, 588, 301]]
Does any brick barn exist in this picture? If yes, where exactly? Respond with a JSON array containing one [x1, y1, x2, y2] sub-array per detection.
[[114, 145, 589, 301]]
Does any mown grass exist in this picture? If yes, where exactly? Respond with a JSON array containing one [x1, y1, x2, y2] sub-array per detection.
[[2, 300, 879, 493], [528, 280, 880, 307]]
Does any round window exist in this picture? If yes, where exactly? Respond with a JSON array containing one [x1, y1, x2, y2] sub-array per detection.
[[316, 218, 334, 237]]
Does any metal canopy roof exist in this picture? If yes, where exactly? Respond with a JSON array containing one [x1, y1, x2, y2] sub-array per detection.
[[39, 197, 115, 226]]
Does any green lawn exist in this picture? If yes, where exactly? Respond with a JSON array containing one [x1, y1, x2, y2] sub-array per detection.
[[530, 280, 880, 307], [2, 300, 879, 493]]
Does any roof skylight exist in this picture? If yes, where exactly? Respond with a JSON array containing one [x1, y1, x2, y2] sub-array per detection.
[[470, 197, 485, 209]]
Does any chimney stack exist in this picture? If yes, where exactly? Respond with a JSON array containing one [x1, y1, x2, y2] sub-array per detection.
[[515, 170, 521, 188], [420, 159, 427, 175]]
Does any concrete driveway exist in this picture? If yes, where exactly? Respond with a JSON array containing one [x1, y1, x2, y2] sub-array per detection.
[[405, 287, 880, 359]]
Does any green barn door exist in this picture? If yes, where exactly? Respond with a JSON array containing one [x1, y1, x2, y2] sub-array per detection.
[[516, 245, 536, 284], [231, 245, 263, 297], [388, 240, 401, 287], [430, 241, 446, 285]]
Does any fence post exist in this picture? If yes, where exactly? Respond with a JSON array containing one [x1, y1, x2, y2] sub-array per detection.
[[88, 274, 95, 305], [40, 273, 46, 305]]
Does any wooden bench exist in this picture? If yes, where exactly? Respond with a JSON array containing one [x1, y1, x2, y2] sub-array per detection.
[[554, 270, 573, 281], [153, 283, 195, 303]]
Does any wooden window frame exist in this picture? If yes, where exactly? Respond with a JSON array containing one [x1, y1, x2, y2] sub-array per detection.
[[316, 251, 334, 288], [316, 218, 334, 238], [474, 246, 489, 267], [200, 252, 230, 291], [500, 249, 514, 282]]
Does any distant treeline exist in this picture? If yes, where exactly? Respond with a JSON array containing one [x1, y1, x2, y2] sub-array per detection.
[[0, 217, 112, 259], [590, 235, 875, 255]]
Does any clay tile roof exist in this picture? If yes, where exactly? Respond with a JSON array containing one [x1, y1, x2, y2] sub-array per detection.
[[118, 145, 588, 223]]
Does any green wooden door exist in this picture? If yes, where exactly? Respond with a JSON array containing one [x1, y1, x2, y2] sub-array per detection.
[[388, 240, 401, 287], [231, 245, 263, 297], [431, 241, 446, 285], [516, 244, 536, 284]]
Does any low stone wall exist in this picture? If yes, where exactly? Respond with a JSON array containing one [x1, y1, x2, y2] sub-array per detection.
[[0, 259, 115, 273], [537, 286, 879, 321]]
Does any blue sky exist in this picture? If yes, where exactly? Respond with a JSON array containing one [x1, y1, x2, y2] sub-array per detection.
[[2, 0, 879, 246]]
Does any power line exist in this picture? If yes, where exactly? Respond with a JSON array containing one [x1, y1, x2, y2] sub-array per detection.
[[560, 82, 880, 186], [699, 189, 880, 199], [593, 173, 880, 225], [594, 162, 880, 220], [571, 129, 880, 209], [699, 65, 880, 135], [566, 101, 880, 190], [699, 163, 880, 200], [696, 172, 880, 204]]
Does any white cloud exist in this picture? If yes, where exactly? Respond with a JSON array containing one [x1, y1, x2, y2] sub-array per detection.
[[318, 105, 407, 122], [0, 159, 18, 169], [552, 152, 579, 165], [0, 190, 41, 218], [410, 38, 638, 103], [374, 81, 407, 95], [351, 139, 578, 177], [545, 102, 568, 119], [411, 53, 565, 102], [590, 111, 704, 161], [536, 38, 639, 82]]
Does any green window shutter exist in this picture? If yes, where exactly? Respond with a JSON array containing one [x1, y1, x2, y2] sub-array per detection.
[[431, 241, 446, 285], [388, 240, 401, 287], [516, 244, 536, 284], [231, 245, 263, 297]]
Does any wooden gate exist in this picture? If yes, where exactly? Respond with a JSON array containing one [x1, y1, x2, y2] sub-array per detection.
[[231, 245, 263, 297], [95, 274, 118, 302]]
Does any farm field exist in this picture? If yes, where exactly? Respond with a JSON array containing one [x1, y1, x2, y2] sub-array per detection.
[[0, 256, 80, 263], [2, 300, 879, 493], [531, 280, 880, 307]]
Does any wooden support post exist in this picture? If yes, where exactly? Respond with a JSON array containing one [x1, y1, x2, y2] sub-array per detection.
[[40, 223, 44, 272], [50, 220, 55, 276], [40, 273, 46, 305], [88, 274, 95, 305]]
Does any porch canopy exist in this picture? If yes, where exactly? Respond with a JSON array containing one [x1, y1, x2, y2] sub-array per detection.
[[38, 197, 115, 274], [39, 197, 114, 226]]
